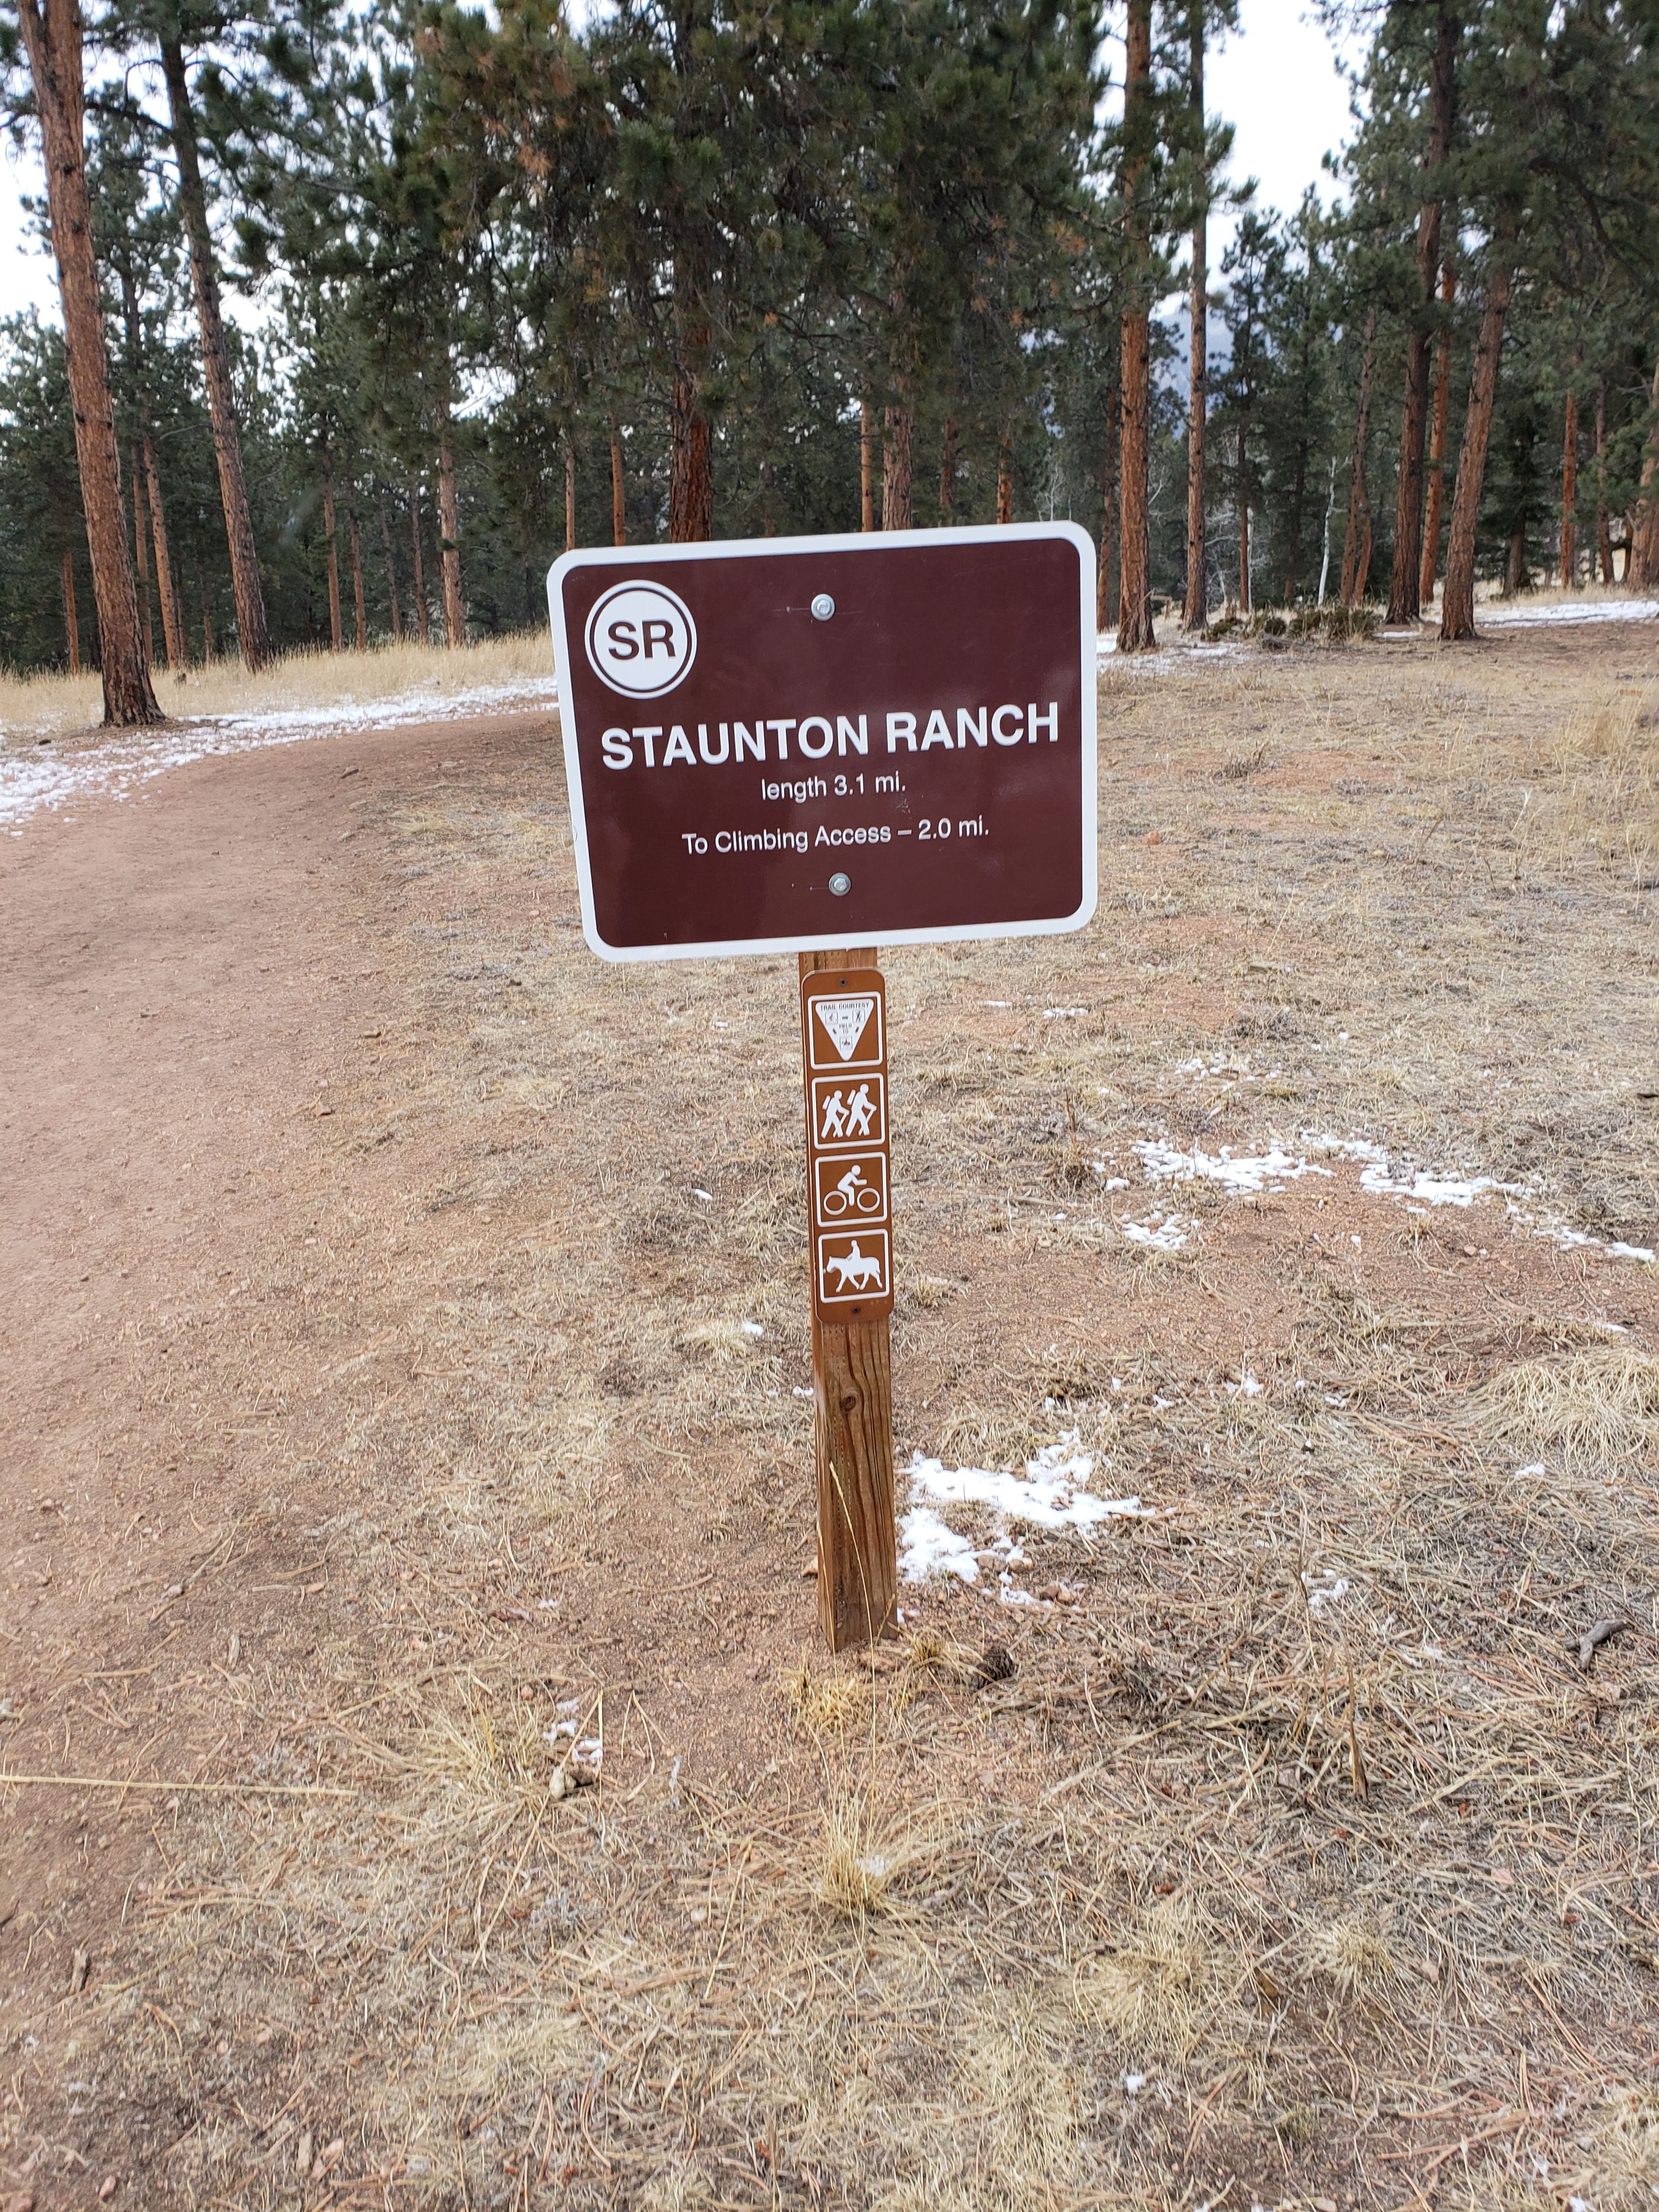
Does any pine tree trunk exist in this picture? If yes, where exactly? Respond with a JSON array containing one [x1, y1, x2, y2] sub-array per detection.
[[1340, 306, 1378, 607], [409, 482, 428, 644], [1099, 381, 1120, 632], [1595, 384, 1614, 584], [610, 423, 626, 546], [1441, 219, 1518, 642], [435, 399, 465, 645], [143, 431, 184, 670], [1117, 0, 1156, 652], [565, 444, 577, 552], [938, 414, 956, 517], [1387, 4, 1459, 623], [200, 570, 215, 659], [1559, 387, 1579, 588], [860, 400, 875, 531], [1184, 0, 1208, 631], [882, 400, 913, 529], [669, 325, 712, 543], [379, 488, 403, 641], [62, 548, 81, 673], [20, 0, 159, 723], [1632, 358, 1659, 589], [1356, 508, 1374, 602], [996, 428, 1014, 524], [1237, 424, 1251, 613], [131, 442, 155, 666], [1283, 437, 1308, 604], [1419, 260, 1456, 606], [1505, 524, 1527, 596], [349, 506, 366, 649], [322, 462, 343, 650], [161, 35, 269, 672]]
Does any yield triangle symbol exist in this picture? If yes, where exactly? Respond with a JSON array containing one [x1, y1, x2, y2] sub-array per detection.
[[814, 996, 875, 1062]]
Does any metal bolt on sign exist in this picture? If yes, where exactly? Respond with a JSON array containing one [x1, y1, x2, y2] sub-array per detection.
[[547, 523, 1098, 1649]]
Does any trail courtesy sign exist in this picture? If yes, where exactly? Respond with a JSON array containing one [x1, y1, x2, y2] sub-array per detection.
[[547, 524, 1097, 961]]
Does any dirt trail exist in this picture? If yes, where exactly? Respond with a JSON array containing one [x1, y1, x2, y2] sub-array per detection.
[[3, 628, 1657, 2211]]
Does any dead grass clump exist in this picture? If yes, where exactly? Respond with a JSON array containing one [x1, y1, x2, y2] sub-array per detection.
[[1473, 1346, 1659, 1461], [786, 1655, 870, 1738], [958, 2001, 1079, 2178], [1301, 1913, 1402, 2008], [1566, 2085, 1659, 2211], [1074, 1892, 1230, 2060], [813, 1800, 935, 1920], [415, 1688, 564, 1812]]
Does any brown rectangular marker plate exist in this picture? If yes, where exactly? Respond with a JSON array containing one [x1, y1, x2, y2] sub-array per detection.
[[548, 524, 1097, 962], [802, 969, 893, 1320]]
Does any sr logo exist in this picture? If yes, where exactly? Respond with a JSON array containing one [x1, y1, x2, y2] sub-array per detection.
[[584, 579, 698, 699]]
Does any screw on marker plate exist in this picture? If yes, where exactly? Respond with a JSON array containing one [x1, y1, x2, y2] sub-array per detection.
[[810, 593, 836, 621], [828, 872, 851, 896]]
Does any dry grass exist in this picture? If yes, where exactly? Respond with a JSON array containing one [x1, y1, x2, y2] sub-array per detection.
[[6, 621, 1659, 2209], [0, 627, 554, 742]]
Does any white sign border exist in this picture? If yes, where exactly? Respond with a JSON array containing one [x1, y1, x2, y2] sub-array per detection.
[[547, 522, 1099, 965]]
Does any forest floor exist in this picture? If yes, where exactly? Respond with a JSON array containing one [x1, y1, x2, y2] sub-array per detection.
[[2, 615, 1658, 2212]]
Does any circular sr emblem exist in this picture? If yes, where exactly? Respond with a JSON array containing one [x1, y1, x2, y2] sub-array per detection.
[[584, 579, 697, 699]]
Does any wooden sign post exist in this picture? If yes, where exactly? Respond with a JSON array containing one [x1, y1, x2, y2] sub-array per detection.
[[800, 951, 897, 1648], [547, 523, 1096, 1649]]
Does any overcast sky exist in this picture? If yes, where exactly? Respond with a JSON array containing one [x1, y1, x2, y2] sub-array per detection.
[[0, 0, 1357, 331]]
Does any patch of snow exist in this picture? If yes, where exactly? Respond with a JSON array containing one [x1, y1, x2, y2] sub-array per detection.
[[1226, 1370, 1264, 1398], [1303, 1571, 1351, 1618], [1475, 596, 1657, 629], [741, 1319, 765, 1338], [1513, 1462, 1546, 1479], [1136, 1138, 1332, 1196], [1, 674, 561, 832], [1120, 1213, 1192, 1252], [899, 1435, 1150, 1590], [1044, 1006, 1087, 1018]]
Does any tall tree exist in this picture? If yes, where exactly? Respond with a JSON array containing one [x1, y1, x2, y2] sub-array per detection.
[[1116, 0, 1156, 650], [1385, 0, 1459, 625], [159, 29, 271, 668], [16, 0, 160, 721]]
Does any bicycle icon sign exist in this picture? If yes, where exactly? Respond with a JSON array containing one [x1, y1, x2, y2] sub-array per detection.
[[813, 1150, 888, 1229]]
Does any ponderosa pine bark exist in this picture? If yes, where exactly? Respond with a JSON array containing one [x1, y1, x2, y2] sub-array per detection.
[[1340, 305, 1378, 607], [435, 397, 465, 644], [161, 35, 269, 671], [1633, 359, 1659, 588], [20, 0, 159, 722], [1237, 422, 1251, 613], [1387, 3, 1460, 625], [1595, 385, 1614, 583], [1099, 381, 1120, 632], [1419, 260, 1456, 606], [1441, 216, 1518, 642], [349, 508, 366, 649], [610, 423, 626, 546], [565, 445, 577, 551], [322, 461, 343, 650], [131, 443, 154, 664], [408, 482, 428, 643], [61, 548, 81, 672], [1558, 386, 1579, 587], [1184, 0, 1208, 631], [860, 400, 875, 531], [142, 430, 184, 669], [1117, 0, 1156, 651], [669, 314, 712, 542], [939, 415, 956, 517], [379, 489, 403, 640], [882, 400, 913, 529], [996, 429, 1014, 524]]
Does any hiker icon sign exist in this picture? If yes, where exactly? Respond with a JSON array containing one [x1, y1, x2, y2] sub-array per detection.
[[810, 1074, 886, 1149]]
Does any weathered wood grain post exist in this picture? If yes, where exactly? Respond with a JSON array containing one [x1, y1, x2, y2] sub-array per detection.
[[799, 950, 897, 1648]]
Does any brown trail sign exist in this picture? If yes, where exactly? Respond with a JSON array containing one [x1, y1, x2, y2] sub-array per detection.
[[549, 525, 1096, 1649]]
